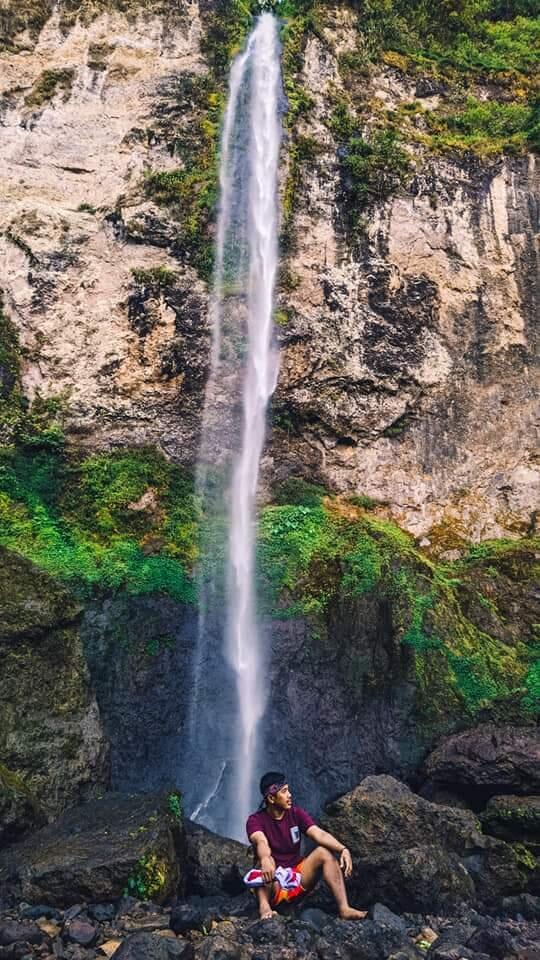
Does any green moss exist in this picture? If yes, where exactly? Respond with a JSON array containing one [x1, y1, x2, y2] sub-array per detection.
[[131, 266, 177, 288], [512, 842, 537, 872], [199, 0, 252, 79], [0, 443, 197, 602], [144, 167, 217, 280], [24, 68, 74, 108], [124, 852, 169, 900], [257, 489, 539, 723], [272, 477, 327, 506], [0, 297, 21, 396]]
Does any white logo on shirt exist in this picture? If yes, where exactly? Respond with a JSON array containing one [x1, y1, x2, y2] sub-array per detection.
[[290, 825, 300, 844]]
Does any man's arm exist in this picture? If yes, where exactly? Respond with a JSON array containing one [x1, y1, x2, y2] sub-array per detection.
[[305, 825, 353, 878], [249, 830, 276, 883]]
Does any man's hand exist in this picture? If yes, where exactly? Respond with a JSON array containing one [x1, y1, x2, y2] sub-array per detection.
[[340, 848, 353, 878], [260, 855, 276, 883]]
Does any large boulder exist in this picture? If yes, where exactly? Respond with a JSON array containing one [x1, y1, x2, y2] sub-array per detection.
[[424, 725, 540, 798], [321, 775, 535, 912], [184, 820, 250, 897], [0, 548, 109, 837], [0, 763, 45, 849], [482, 795, 540, 847], [0, 791, 185, 905]]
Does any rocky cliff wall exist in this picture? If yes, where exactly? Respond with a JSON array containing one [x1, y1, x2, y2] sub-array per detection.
[[0, 0, 538, 846], [1, 1, 538, 541]]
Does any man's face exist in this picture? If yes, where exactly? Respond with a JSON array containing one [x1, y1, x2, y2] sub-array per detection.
[[270, 783, 292, 810]]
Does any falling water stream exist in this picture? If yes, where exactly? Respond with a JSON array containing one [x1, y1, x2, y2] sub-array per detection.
[[183, 13, 282, 840]]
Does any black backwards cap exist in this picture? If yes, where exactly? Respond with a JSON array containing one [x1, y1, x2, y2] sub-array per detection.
[[258, 771, 287, 808]]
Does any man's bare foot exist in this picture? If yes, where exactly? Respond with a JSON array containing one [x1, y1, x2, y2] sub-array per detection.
[[259, 908, 277, 920], [339, 907, 368, 921]]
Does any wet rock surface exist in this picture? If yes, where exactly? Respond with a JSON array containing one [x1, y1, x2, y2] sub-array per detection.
[[0, 794, 185, 907]]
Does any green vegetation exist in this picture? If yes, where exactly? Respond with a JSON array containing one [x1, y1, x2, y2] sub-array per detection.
[[0, 0, 53, 51], [199, 0, 252, 79], [272, 476, 327, 506], [427, 97, 539, 155], [131, 266, 177, 288], [24, 68, 74, 108], [124, 852, 168, 900], [167, 791, 182, 820], [145, 165, 218, 282], [0, 441, 197, 602], [77, 202, 97, 214], [329, 99, 411, 234], [257, 494, 539, 720]]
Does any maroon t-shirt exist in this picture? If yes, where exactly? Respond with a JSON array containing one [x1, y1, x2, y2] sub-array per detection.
[[246, 806, 316, 868]]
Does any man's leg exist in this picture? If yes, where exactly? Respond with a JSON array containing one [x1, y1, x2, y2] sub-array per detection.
[[255, 882, 277, 920], [300, 847, 367, 920]]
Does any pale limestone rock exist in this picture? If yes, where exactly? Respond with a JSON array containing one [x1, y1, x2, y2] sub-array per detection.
[[1, 3, 538, 544]]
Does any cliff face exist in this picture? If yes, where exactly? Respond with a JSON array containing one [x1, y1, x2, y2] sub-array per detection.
[[1, 1, 209, 457], [0, 0, 539, 841], [268, 17, 539, 541], [1, 1, 538, 541]]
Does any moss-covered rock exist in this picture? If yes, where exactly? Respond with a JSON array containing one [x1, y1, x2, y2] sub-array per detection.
[[321, 774, 534, 912], [0, 791, 185, 905], [0, 548, 109, 829], [482, 795, 540, 847], [0, 763, 45, 848]]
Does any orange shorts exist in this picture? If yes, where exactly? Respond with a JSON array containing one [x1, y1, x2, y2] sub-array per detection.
[[271, 860, 306, 907]]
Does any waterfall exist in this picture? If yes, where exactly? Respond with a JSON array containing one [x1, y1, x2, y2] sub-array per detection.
[[183, 13, 282, 841]]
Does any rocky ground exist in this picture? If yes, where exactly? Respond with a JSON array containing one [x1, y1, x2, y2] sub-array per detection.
[[1, 889, 540, 960], [1, 765, 539, 960]]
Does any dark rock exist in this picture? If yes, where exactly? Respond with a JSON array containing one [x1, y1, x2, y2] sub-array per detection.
[[0, 924, 43, 946], [466, 923, 518, 958], [193, 938, 240, 960], [426, 947, 475, 960], [436, 922, 475, 945], [184, 822, 248, 898], [246, 918, 285, 945], [63, 909, 83, 924], [415, 77, 447, 97], [64, 922, 97, 947], [86, 906, 114, 924], [80, 597, 197, 796], [502, 894, 540, 920], [0, 946, 34, 960], [297, 907, 331, 931], [19, 908, 61, 922], [369, 903, 408, 931], [316, 917, 418, 960], [218, 895, 254, 919], [114, 933, 194, 960], [424, 726, 540, 798], [0, 793, 185, 907], [169, 905, 204, 936], [0, 549, 109, 848], [322, 775, 530, 912], [115, 899, 140, 919], [482, 796, 540, 845]]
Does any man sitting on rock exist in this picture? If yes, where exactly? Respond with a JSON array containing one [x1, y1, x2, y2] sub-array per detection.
[[246, 771, 367, 921]]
